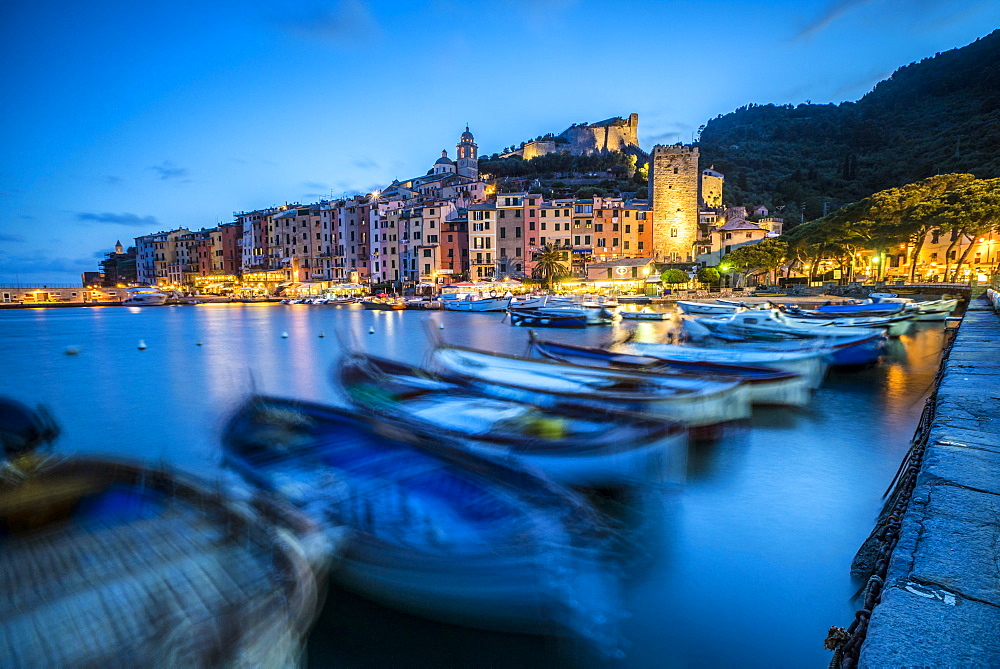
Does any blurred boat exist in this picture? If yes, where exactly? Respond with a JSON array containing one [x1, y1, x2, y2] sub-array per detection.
[[619, 307, 673, 321], [676, 300, 743, 315], [361, 298, 405, 310], [429, 344, 751, 428], [812, 301, 906, 316], [508, 307, 587, 328], [682, 312, 885, 366], [337, 352, 687, 487], [616, 340, 829, 389], [222, 395, 620, 648], [528, 335, 811, 407], [0, 398, 324, 668], [779, 309, 914, 337], [909, 298, 959, 321]]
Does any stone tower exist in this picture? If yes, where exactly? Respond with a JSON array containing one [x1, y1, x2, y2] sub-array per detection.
[[456, 126, 478, 179], [648, 145, 699, 262]]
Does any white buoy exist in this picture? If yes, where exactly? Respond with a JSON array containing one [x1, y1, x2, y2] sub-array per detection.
[[319, 332, 325, 338], [138, 340, 147, 350], [438, 322, 445, 330], [368, 326, 375, 334], [281, 332, 289, 338], [64, 346, 80, 356]]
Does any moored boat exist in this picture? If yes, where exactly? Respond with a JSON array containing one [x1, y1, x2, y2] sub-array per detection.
[[429, 344, 752, 428], [122, 287, 168, 306], [676, 300, 743, 316], [681, 311, 886, 366], [812, 301, 906, 316], [909, 298, 959, 321], [441, 293, 512, 312], [222, 395, 620, 649], [0, 399, 324, 668], [528, 335, 812, 407], [780, 309, 915, 337], [619, 307, 673, 321], [508, 307, 587, 328], [336, 352, 688, 487], [360, 298, 406, 310], [616, 340, 829, 390]]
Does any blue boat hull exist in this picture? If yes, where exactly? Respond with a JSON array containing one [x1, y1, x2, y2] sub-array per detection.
[[508, 309, 586, 328]]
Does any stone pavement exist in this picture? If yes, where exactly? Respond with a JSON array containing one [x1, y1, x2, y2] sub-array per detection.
[[861, 301, 1000, 667]]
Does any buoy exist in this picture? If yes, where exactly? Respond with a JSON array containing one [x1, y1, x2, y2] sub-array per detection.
[[281, 332, 289, 339], [438, 322, 444, 330], [319, 332, 325, 338], [64, 346, 80, 356], [196, 342, 203, 346], [368, 326, 375, 334], [138, 340, 147, 350]]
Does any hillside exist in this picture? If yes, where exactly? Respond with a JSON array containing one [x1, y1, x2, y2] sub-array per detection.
[[697, 30, 1000, 223]]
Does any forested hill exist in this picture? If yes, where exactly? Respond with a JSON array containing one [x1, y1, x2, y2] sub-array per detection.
[[697, 29, 1000, 223]]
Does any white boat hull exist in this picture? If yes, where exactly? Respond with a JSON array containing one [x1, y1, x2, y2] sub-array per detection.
[[677, 300, 742, 315], [431, 347, 752, 428], [620, 342, 830, 390]]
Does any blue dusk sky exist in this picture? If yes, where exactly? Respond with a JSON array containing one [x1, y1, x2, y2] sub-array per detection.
[[1, 0, 998, 284]]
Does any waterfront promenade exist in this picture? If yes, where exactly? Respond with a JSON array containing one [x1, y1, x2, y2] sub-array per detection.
[[862, 298, 1000, 666]]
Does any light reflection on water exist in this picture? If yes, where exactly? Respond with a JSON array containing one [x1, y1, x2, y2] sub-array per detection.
[[0, 303, 947, 667]]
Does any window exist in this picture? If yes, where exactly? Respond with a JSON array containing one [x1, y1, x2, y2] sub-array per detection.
[[541, 210, 547, 217], [725, 232, 732, 240], [574, 205, 593, 214], [499, 210, 506, 218], [541, 222, 547, 231], [500, 248, 507, 257], [612, 238, 619, 247], [515, 247, 521, 256], [500, 228, 506, 238], [595, 223, 603, 232], [473, 223, 484, 231], [746, 232, 753, 239], [529, 221, 535, 230], [515, 210, 521, 218], [638, 241, 644, 250], [625, 225, 631, 234], [673, 167, 678, 174], [529, 209, 536, 217], [624, 241, 630, 250], [613, 223, 619, 232], [638, 224, 644, 233], [574, 236, 581, 245], [423, 249, 432, 257], [554, 210, 560, 217], [473, 211, 485, 220], [597, 238, 606, 247], [540, 237, 546, 245]]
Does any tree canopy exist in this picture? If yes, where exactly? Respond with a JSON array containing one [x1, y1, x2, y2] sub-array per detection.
[[719, 238, 788, 286], [782, 173, 1000, 282]]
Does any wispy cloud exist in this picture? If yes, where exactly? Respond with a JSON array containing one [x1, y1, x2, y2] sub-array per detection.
[[795, 0, 875, 41], [353, 158, 379, 169], [150, 161, 190, 181], [793, 0, 978, 41], [102, 175, 123, 185], [0, 234, 25, 242], [77, 212, 160, 227], [279, 0, 382, 45], [302, 180, 330, 190]]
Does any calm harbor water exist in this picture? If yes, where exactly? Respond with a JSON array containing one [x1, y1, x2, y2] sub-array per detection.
[[0, 303, 948, 668]]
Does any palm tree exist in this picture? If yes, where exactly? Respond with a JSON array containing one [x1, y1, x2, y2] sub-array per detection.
[[531, 244, 568, 290]]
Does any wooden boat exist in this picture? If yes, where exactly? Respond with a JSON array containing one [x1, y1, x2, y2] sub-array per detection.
[[0, 400, 323, 668], [222, 395, 620, 649], [909, 298, 959, 321], [779, 309, 915, 337], [360, 298, 406, 310], [619, 307, 673, 321], [336, 352, 688, 487], [528, 335, 812, 407], [812, 301, 906, 316], [676, 300, 743, 316], [441, 293, 512, 312], [682, 311, 886, 366], [508, 306, 587, 328], [616, 341, 829, 390], [429, 344, 752, 428]]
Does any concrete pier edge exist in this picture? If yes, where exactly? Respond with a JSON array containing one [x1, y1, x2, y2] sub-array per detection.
[[859, 299, 1000, 667]]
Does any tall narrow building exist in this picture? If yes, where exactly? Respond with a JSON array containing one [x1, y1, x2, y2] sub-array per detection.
[[648, 144, 699, 262], [456, 126, 478, 179]]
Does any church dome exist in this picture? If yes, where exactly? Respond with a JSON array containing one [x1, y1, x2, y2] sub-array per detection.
[[461, 126, 474, 141], [435, 150, 454, 165]]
